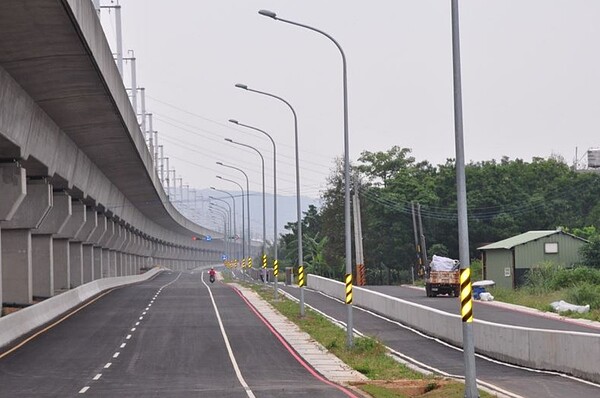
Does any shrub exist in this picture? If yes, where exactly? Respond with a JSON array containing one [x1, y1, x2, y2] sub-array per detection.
[[566, 283, 600, 310], [524, 262, 561, 294]]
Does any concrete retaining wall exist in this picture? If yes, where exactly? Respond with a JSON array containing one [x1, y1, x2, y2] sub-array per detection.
[[308, 274, 600, 383], [0, 268, 162, 349]]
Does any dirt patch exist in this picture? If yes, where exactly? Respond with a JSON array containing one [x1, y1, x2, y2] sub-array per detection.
[[352, 378, 451, 397]]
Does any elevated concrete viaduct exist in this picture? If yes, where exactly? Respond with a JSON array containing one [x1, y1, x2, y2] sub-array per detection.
[[0, 0, 230, 309]]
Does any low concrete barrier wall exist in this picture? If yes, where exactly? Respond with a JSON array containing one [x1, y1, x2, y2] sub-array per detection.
[[0, 268, 162, 349], [308, 274, 600, 383]]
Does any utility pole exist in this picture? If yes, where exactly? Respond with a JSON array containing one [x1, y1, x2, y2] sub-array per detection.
[[411, 202, 419, 284], [417, 203, 428, 269], [352, 177, 365, 286]]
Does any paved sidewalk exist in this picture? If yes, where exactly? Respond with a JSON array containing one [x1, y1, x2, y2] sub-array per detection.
[[230, 283, 367, 385]]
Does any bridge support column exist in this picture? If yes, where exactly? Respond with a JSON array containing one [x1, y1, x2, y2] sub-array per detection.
[[78, 209, 97, 284], [34, 192, 71, 298], [82, 244, 93, 283], [57, 202, 86, 290], [101, 249, 110, 278], [69, 242, 83, 287], [1, 179, 51, 305], [53, 239, 70, 292], [93, 247, 102, 279], [88, 214, 106, 281]]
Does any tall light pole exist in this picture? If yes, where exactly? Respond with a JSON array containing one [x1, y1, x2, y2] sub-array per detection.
[[229, 119, 279, 299], [210, 197, 232, 261], [211, 187, 238, 264], [258, 9, 353, 345], [234, 84, 304, 315], [217, 162, 251, 271], [450, 1, 478, 396], [209, 207, 229, 260], [217, 175, 245, 269], [225, 138, 267, 284]]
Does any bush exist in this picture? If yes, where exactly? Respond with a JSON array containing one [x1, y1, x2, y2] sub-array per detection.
[[552, 266, 600, 288], [524, 262, 561, 294], [566, 283, 600, 310]]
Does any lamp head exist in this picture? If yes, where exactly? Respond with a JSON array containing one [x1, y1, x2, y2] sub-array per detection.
[[216, 161, 223, 166], [216, 175, 223, 179], [258, 9, 277, 19], [225, 138, 233, 143], [210, 186, 215, 190], [234, 83, 248, 90], [228, 119, 239, 124]]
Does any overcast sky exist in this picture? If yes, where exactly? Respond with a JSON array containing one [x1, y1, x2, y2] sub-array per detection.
[[99, 1, 600, 200]]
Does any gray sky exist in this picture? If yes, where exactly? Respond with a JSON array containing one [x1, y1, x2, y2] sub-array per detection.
[[100, 1, 600, 200]]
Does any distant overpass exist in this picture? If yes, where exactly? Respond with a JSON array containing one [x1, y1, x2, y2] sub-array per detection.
[[0, 0, 237, 307]]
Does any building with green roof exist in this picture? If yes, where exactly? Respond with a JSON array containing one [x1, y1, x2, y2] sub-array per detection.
[[477, 230, 588, 289]]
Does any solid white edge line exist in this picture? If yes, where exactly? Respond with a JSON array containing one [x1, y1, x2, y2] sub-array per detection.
[[301, 287, 600, 392], [202, 273, 256, 398]]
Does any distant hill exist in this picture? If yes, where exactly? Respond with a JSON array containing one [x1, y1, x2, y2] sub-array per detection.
[[173, 188, 320, 243]]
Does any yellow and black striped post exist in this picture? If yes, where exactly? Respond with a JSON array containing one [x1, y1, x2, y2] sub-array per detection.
[[248, 257, 252, 269], [298, 265, 306, 287], [273, 259, 279, 277], [242, 258, 246, 269], [460, 268, 473, 323], [345, 273, 353, 304], [262, 254, 267, 269]]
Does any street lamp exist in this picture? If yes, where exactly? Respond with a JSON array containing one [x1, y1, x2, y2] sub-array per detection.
[[217, 161, 252, 271], [211, 187, 239, 265], [225, 137, 267, 284], [217, 175, 246, 268], [209, 207, 228, 259], [210, 197, 232, 261], [234, 84, 305, 314], [257, 9, 353, 345], [450, 1, 478, 396], [229, 119, 279, 299]]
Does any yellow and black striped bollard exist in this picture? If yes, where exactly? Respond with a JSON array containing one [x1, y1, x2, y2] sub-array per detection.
[[460, 268, 473, 323], [273, 259, 279, 277], [345, 273, 353, 304], [298, 265, 305, 287], [262, 254, 267, 269]]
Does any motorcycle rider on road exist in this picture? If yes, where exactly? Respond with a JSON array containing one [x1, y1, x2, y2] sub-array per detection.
[[208, 267, 216, 282]]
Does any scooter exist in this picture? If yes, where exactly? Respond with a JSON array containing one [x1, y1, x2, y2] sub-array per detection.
[[209, 274, 215, 283]]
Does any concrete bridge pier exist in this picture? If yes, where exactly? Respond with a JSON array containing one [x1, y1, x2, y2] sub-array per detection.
[[99, 220, 115, 278], [78, 208, 98, 285], [62, 202, 87, 289], [1, 179, 52, 305], [106, 222, 122, 277], [33, 191, 72, 298], [53, 200, 85, 292], [88, 213, 107, 281], [0, 164, 27, 306]]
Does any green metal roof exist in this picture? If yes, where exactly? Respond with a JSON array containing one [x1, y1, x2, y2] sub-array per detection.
[[477, 230, 560, 250]]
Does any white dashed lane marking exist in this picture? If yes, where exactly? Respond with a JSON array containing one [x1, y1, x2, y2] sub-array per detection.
[[93, 374, 102, 381], [113, 352, 120, 359], [79, 386, 90, 394]]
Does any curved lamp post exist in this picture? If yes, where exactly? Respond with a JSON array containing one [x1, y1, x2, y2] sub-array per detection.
[[211, 187, 239, 264], [234, 84, 304, 314], [217, 175, 245, 268], [210, 197, 232, 261], [217, 161, 252, 270], [229, 119, 279, 299], [258, 8, 353, 346], [225, 138, 266, 284]]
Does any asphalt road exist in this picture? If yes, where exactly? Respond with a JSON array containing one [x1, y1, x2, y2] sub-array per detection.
[[280, 285, 600, 398], [0, 271, 354, 397], [366, 285, 600, 334]]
